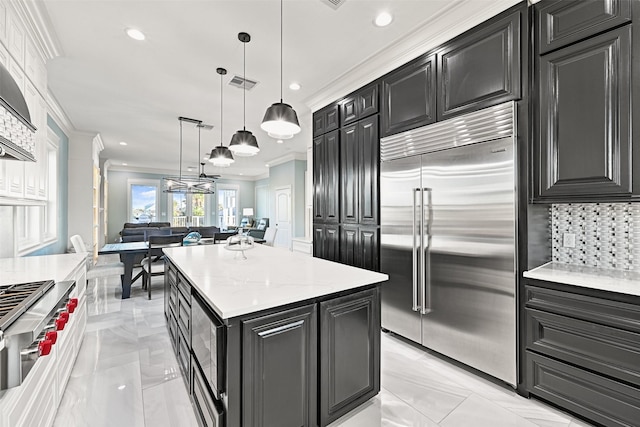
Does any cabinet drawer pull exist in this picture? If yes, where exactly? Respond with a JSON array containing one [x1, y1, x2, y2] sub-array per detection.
[[258, 319, 304, 337]]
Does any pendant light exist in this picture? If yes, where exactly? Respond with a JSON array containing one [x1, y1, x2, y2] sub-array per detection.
[[260, 0, 301, 137], [163, 117, 216, 194], [229, 32, 260, 157], [209, 67, 235, 167]]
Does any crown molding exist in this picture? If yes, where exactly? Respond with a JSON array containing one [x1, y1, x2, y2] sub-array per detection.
[[304, 0, 521, 112], [12, 0, 63, 61], [266, 152, 307, 168], [46, 90, 74, 136]]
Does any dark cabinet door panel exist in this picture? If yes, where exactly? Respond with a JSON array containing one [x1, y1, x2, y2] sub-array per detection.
[[359, 227, 379, 272], [340, 225, 359, 266], [325, 224, 340, 262], [313, 223, 325, 258], [438, 9, 521, 120], [340, 125, 359, 224], [320, 288, 380, 426], [527, 351, 640, 427], [538, 0, 632, 54], [312, 136, 325, 221], [359, 116, 379, 225], [359, 84, 379, 119], [341, 96, 358, 126], [381, 53, 436, 137], [538, 26, 632, 198], [325, 130, 341, 223], [313, 104, 340, 137], [242, 304, 318, 427]]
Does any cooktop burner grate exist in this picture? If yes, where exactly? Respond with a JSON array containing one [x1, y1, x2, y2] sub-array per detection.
[[0, 280, 55, 331]]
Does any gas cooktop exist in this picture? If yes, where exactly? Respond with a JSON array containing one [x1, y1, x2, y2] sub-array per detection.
[[0, 280, 55, 332]]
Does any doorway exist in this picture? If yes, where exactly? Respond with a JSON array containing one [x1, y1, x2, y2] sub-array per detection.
[[170, 193, 207, 227], [274, 186, 291, 249]]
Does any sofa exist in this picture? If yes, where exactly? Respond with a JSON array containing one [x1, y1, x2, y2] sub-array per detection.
[[119, 223, 220, 242]]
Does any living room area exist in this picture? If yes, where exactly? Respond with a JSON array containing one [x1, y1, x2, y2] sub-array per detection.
[[102, 156, 309, 252]]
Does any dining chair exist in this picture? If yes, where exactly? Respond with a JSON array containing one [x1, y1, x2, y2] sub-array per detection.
[[141, 234, 184, 299], [70, 235, 125, 284], [263, 227, 277, 246]]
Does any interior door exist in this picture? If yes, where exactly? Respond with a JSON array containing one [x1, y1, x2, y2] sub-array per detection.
[[274, 187, 292, 249]]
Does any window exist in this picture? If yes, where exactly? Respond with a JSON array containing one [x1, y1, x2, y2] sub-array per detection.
[[217, 185, 239, 229], [128, 179, 159, 223], [169, 193, 208, 227]]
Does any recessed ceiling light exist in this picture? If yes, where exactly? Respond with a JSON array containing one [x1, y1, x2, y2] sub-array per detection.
[[374, 12, 393, 27], [122, 163, 128, 166], [119, 141, 128, 146], [276, 139, 283, 144], [239, 173, 244, 175], [126, 28, 145, 41], [289, 82, 301, 91], [265, 164, 270, 167], [187, 167, 193, 172]]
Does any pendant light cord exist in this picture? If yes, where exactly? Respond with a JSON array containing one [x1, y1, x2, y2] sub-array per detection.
[[280, 0, 283, 103], [197, 123, 201, 178], [220, 69, 224, 147], [243, 40, 246, 131], [179, 119, 183, 181]]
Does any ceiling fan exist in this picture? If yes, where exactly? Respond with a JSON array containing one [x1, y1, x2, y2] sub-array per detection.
[[199, 162, 221, 179]]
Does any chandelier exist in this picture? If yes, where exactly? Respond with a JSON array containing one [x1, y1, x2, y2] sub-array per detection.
[[163, 116, 217, 194]]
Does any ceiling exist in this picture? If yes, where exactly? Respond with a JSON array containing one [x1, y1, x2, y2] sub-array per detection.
[[42, 0, 520, 179]]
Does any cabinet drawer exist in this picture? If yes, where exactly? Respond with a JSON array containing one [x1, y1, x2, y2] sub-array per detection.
[[526, 308, 640, 385], [178, 291, 191, 340], [537, 0, 632, 54], [177, 329, 191, 387], [178, 275, 191, 302], [525, 285, 640, 332], [191, 356, 225, 427], [527, 351, 640, 427], [168, 310, 178, 350], [169, 283, 178, 314]]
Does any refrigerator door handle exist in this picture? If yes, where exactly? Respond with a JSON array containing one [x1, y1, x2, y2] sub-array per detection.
[[421, 188, 432, 314], [412, 187, 421, 312]]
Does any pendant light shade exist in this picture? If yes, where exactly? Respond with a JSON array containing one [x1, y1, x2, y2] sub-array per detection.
[[267, 131, 293, 140], [260, 0, 301, 137], [261, 102, 300, 135], [229, 32, 260, 157], [230, 130, 260, 156], [209, 67, 235, 167]]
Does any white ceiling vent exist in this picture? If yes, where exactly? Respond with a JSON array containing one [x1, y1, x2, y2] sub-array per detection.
[[229, 75, 258, 90], [320, 0, 346, 10]]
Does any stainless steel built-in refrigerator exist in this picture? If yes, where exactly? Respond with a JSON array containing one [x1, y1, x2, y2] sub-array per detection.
[[380, 101, 517, 386]]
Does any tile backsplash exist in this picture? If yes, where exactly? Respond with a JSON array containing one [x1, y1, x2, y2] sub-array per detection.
[[552, 203, 640, 271]]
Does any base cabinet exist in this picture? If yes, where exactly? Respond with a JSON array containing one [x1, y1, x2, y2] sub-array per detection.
[[524, 280, 640, 426], [241, 304, 318, 427], [319, 288, 380, 426]]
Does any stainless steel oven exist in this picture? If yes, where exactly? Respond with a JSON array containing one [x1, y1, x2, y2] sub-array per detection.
[[0, 280, 76, 390]]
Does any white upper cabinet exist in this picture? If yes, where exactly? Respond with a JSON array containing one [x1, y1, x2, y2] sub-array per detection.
[[6, 8, 24, 68]]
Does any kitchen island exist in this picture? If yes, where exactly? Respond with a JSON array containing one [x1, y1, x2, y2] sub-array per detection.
[[162, 243, 388, 427]]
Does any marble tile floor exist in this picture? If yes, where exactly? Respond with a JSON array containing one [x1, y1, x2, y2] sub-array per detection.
[[54, 271, 595, 427]]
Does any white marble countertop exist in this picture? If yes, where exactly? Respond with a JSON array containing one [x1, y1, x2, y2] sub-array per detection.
[[163, 244, 389, 319], [523, 262, 640, 297], [0, 253, 86, 286]]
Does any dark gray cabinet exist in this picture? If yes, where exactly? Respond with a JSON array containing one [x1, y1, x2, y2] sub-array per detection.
[[437, 8, 521, 121], [340, 115, 379, 226], [524, 280, 640, 427], [313, 130, 340, 223], [340, 224, 379, 271], [242, 304, 318, 427], [381, 53, 436, 137], [340, 83, 379, 126], [313, 222, 340, 262], [313, 103, 339, 137], [320, 287, 380, 426], [535, 25, 633, 199], [537, 0, 632, 54]]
